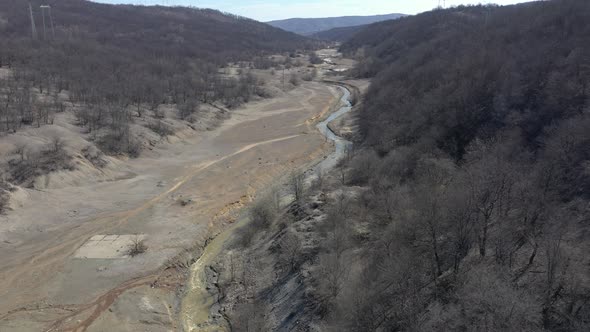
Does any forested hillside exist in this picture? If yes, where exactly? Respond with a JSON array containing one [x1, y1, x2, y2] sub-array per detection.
[[0, 0, 313, 113], [310, 25, 366, 42], [0, 0, 314, 131], [0, 0, 311, 61], [222, 0, 589, 330], [0, 0, 316, 195], [323, 0, 590, 330]]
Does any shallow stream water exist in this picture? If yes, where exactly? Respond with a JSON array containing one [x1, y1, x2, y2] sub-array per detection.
[[180, 84, 354, 331]]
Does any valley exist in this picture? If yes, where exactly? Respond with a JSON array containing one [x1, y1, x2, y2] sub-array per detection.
[[0, 61, 353, 331], [1, 1, 590, 331]]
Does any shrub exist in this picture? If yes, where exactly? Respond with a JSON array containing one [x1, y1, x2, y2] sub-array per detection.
[[249, 198, 276, 230], [289, 74, 301, 86], [147, 120, 175, 137], [127, 235, 147, 257]]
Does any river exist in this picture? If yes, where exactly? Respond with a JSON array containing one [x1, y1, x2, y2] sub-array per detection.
[[180, 84, 354, 331]]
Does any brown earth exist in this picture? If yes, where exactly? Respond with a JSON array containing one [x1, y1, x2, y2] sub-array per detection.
[[0, 75, 342, 331]]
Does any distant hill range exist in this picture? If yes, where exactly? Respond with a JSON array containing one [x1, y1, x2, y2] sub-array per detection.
[[267, 13, 406, 36], [0, 0, 313, 63], [310, 25, 368, 42]]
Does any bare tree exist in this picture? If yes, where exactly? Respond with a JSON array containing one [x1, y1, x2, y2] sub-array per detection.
[[317, 251, 348, 304], [463, 147, 513, 257], [49, 135, 65, 154], [314, 169, 325, 190], [289, 73, 301, 87], [127, 235, 147, 257], [13, 142, 28, 161], [445, 184, 475, 273], [51, 91, 66, 113], [269, 185, 281, 212], [179, 98, 200, 120], [249, 197, 276, 230], [290, 172, 305, 203], [279, 231, 302, 273]]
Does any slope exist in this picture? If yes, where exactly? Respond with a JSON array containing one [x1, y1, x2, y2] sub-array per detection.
[[310, 25, 367, 42], [326, 0, 590, 330], [0, 0, 321, 208], [215, 1, 590, 331], [0, 0, 313, 62], [0, 0, 318, 161]]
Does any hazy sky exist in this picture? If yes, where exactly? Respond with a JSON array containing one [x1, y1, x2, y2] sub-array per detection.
[[93, 0, 537, 22]]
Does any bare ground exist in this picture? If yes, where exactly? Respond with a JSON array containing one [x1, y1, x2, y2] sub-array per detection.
[[0, 78, 341, 331], [201, 79, 370, 332]]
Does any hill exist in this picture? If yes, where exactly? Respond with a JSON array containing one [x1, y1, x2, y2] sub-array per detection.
[[267, 13, 405, 35], [341, 0, 590, 157], [222, 1, 590, 331], [0, 0, 317, 193], [0, 0, 315, 136], [333, 0, 590, 330], [0, 0, 312, 62], [309, 25, 366, 42]]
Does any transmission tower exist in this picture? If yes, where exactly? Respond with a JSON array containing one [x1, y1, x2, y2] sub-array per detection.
[[40, 5, 55, 39], [29, 2, 38, 40]]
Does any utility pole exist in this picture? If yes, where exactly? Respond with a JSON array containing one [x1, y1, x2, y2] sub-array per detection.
[[48, 6, 55, 38], [41, 5, 46, 40], [40, 5, 55, 39], [29, 2, 38, 40]]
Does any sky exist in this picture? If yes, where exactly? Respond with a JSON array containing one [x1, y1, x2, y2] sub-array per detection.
[[93, 0, 536, 22]]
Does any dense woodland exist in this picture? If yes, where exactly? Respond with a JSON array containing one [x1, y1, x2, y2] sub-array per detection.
[[331, 0, 590, 330], [310, 25, 366, 43], [0, 0, 316, 152], [223, 1, 590, 331]]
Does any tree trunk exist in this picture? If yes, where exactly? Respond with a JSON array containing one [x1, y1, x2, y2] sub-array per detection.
[[479, 220, 488, 257], [431, 227, 442, 276]]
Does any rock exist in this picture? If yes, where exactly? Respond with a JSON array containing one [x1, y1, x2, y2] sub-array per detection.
[[180, 198, 193, 206]]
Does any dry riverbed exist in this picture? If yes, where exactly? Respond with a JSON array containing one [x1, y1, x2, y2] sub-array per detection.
[[0, 78, 343, 331], [179, 83, 357, 332]]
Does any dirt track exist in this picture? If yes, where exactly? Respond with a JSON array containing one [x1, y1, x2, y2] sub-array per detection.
[[0, 81, 341, 331]]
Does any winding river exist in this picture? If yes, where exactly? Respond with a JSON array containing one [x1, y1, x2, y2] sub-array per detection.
[[180, 85, 354, 331], [316, 85, 354, 171]]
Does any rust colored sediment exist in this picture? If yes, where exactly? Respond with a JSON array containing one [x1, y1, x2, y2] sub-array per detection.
[[45, 274, 158, 332]]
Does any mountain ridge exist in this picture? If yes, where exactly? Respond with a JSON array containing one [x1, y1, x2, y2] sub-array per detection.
[[0, 0, 314, 62], [310, 25, 367, 42], [267, 13, 405, 35]]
